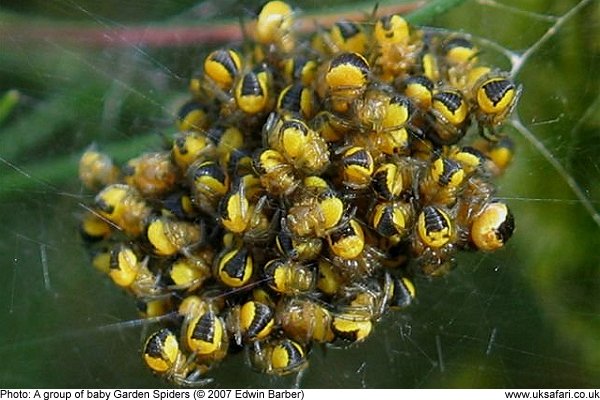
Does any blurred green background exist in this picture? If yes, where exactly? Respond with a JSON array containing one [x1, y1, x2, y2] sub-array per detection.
[[0, 0, 599, 388]]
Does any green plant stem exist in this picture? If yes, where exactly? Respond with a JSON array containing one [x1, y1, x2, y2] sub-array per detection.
[[0, 133, 163, 200], [0, 84, 106, 164], [0, 90, 19, 125], [406, 0, 466, 24]]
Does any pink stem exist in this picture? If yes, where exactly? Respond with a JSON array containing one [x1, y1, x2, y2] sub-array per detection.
[[1, 2, 424, 48]]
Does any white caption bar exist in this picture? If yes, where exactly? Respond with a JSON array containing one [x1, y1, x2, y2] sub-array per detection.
[[0, 389, 599, 400]]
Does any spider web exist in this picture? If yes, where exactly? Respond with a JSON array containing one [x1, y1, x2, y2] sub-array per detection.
[[0, 0, 599, 388]]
